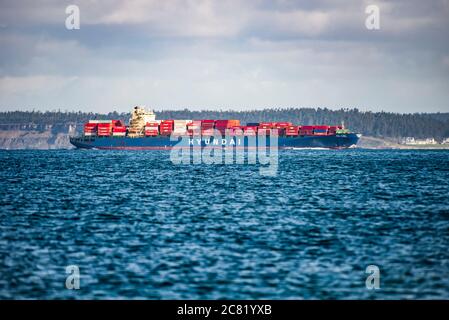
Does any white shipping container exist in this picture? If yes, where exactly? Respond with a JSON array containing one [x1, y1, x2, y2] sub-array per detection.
[[174, 120, 191, 124], [112, 132, 126, 136], [88, 120, 112, 124]]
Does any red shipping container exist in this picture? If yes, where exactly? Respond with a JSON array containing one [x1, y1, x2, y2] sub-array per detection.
[[214, 120, 228, 126], [259, 128, 284, 135], [201, 129, 215, 136], [215, 120, 240, 128], [274, 122, 292, 128], [328, 126, 338, 135], [286, 126, 299, 136], [201, 120, 215, 129], [313, 125, 330, 130], [242, 126, 257, 136], [259, 122, 274, 128], [160, 120, 174, 129], [111, 120, 123, 127], [145, 130, 158, 136], [231, 127, 244, 135]]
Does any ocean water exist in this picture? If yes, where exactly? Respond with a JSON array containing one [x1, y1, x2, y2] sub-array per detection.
[[0, 149, 448, 299]]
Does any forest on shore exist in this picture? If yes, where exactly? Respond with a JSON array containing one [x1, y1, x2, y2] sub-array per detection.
[[1, 108, 449, 139]]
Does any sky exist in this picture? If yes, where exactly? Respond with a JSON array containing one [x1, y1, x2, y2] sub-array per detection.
[[0, 0, 448, 113]]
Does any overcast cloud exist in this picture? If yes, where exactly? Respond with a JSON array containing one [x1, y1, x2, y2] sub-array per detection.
[[0, 0, 448, 113]]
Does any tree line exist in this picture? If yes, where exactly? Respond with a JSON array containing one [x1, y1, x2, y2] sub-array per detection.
[[1, 108, 448, 139]]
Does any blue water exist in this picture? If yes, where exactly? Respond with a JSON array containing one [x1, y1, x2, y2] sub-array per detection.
[[0, 149, 448, 299]]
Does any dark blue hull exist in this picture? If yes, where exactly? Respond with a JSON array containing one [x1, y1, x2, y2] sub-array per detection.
[[70, 133, 360, 149]]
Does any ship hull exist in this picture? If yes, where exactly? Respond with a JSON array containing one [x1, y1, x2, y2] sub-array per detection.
[[70, 133, 360, 150]]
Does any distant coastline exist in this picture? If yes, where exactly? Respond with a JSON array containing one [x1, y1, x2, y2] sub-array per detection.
[[1, 108, 448, 150], [1, 130, 448, 150]]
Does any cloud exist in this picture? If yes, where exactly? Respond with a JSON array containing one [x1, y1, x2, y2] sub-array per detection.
[[0, 0, 448, 112], [0, 75, 75, 95]]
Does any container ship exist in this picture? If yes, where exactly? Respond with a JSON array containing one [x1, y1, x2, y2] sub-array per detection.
[[70, 106, 360, 149]]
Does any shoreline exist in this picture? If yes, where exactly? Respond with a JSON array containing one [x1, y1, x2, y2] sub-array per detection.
[[1, 130, 449, 150]]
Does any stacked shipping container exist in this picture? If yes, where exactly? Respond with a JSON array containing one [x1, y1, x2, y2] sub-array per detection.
[[215, 120, 240, 135], [113, 126, 127, 136], [201, 120, 215, 136], [173, 120, 191, 135], [145, 121, 159, 136], [286, 126, 300, 136], [83, 123, 97, 136], [82, 117, 345, 138], [243, 126, 257, 136], [300, 125, 314, 136], [160, 120, 174, 135], [97, 122, 113, 136], [84, 120, 126, 137]]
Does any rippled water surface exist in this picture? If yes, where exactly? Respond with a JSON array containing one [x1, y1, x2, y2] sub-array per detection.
[[1, 149, 448, 299]]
